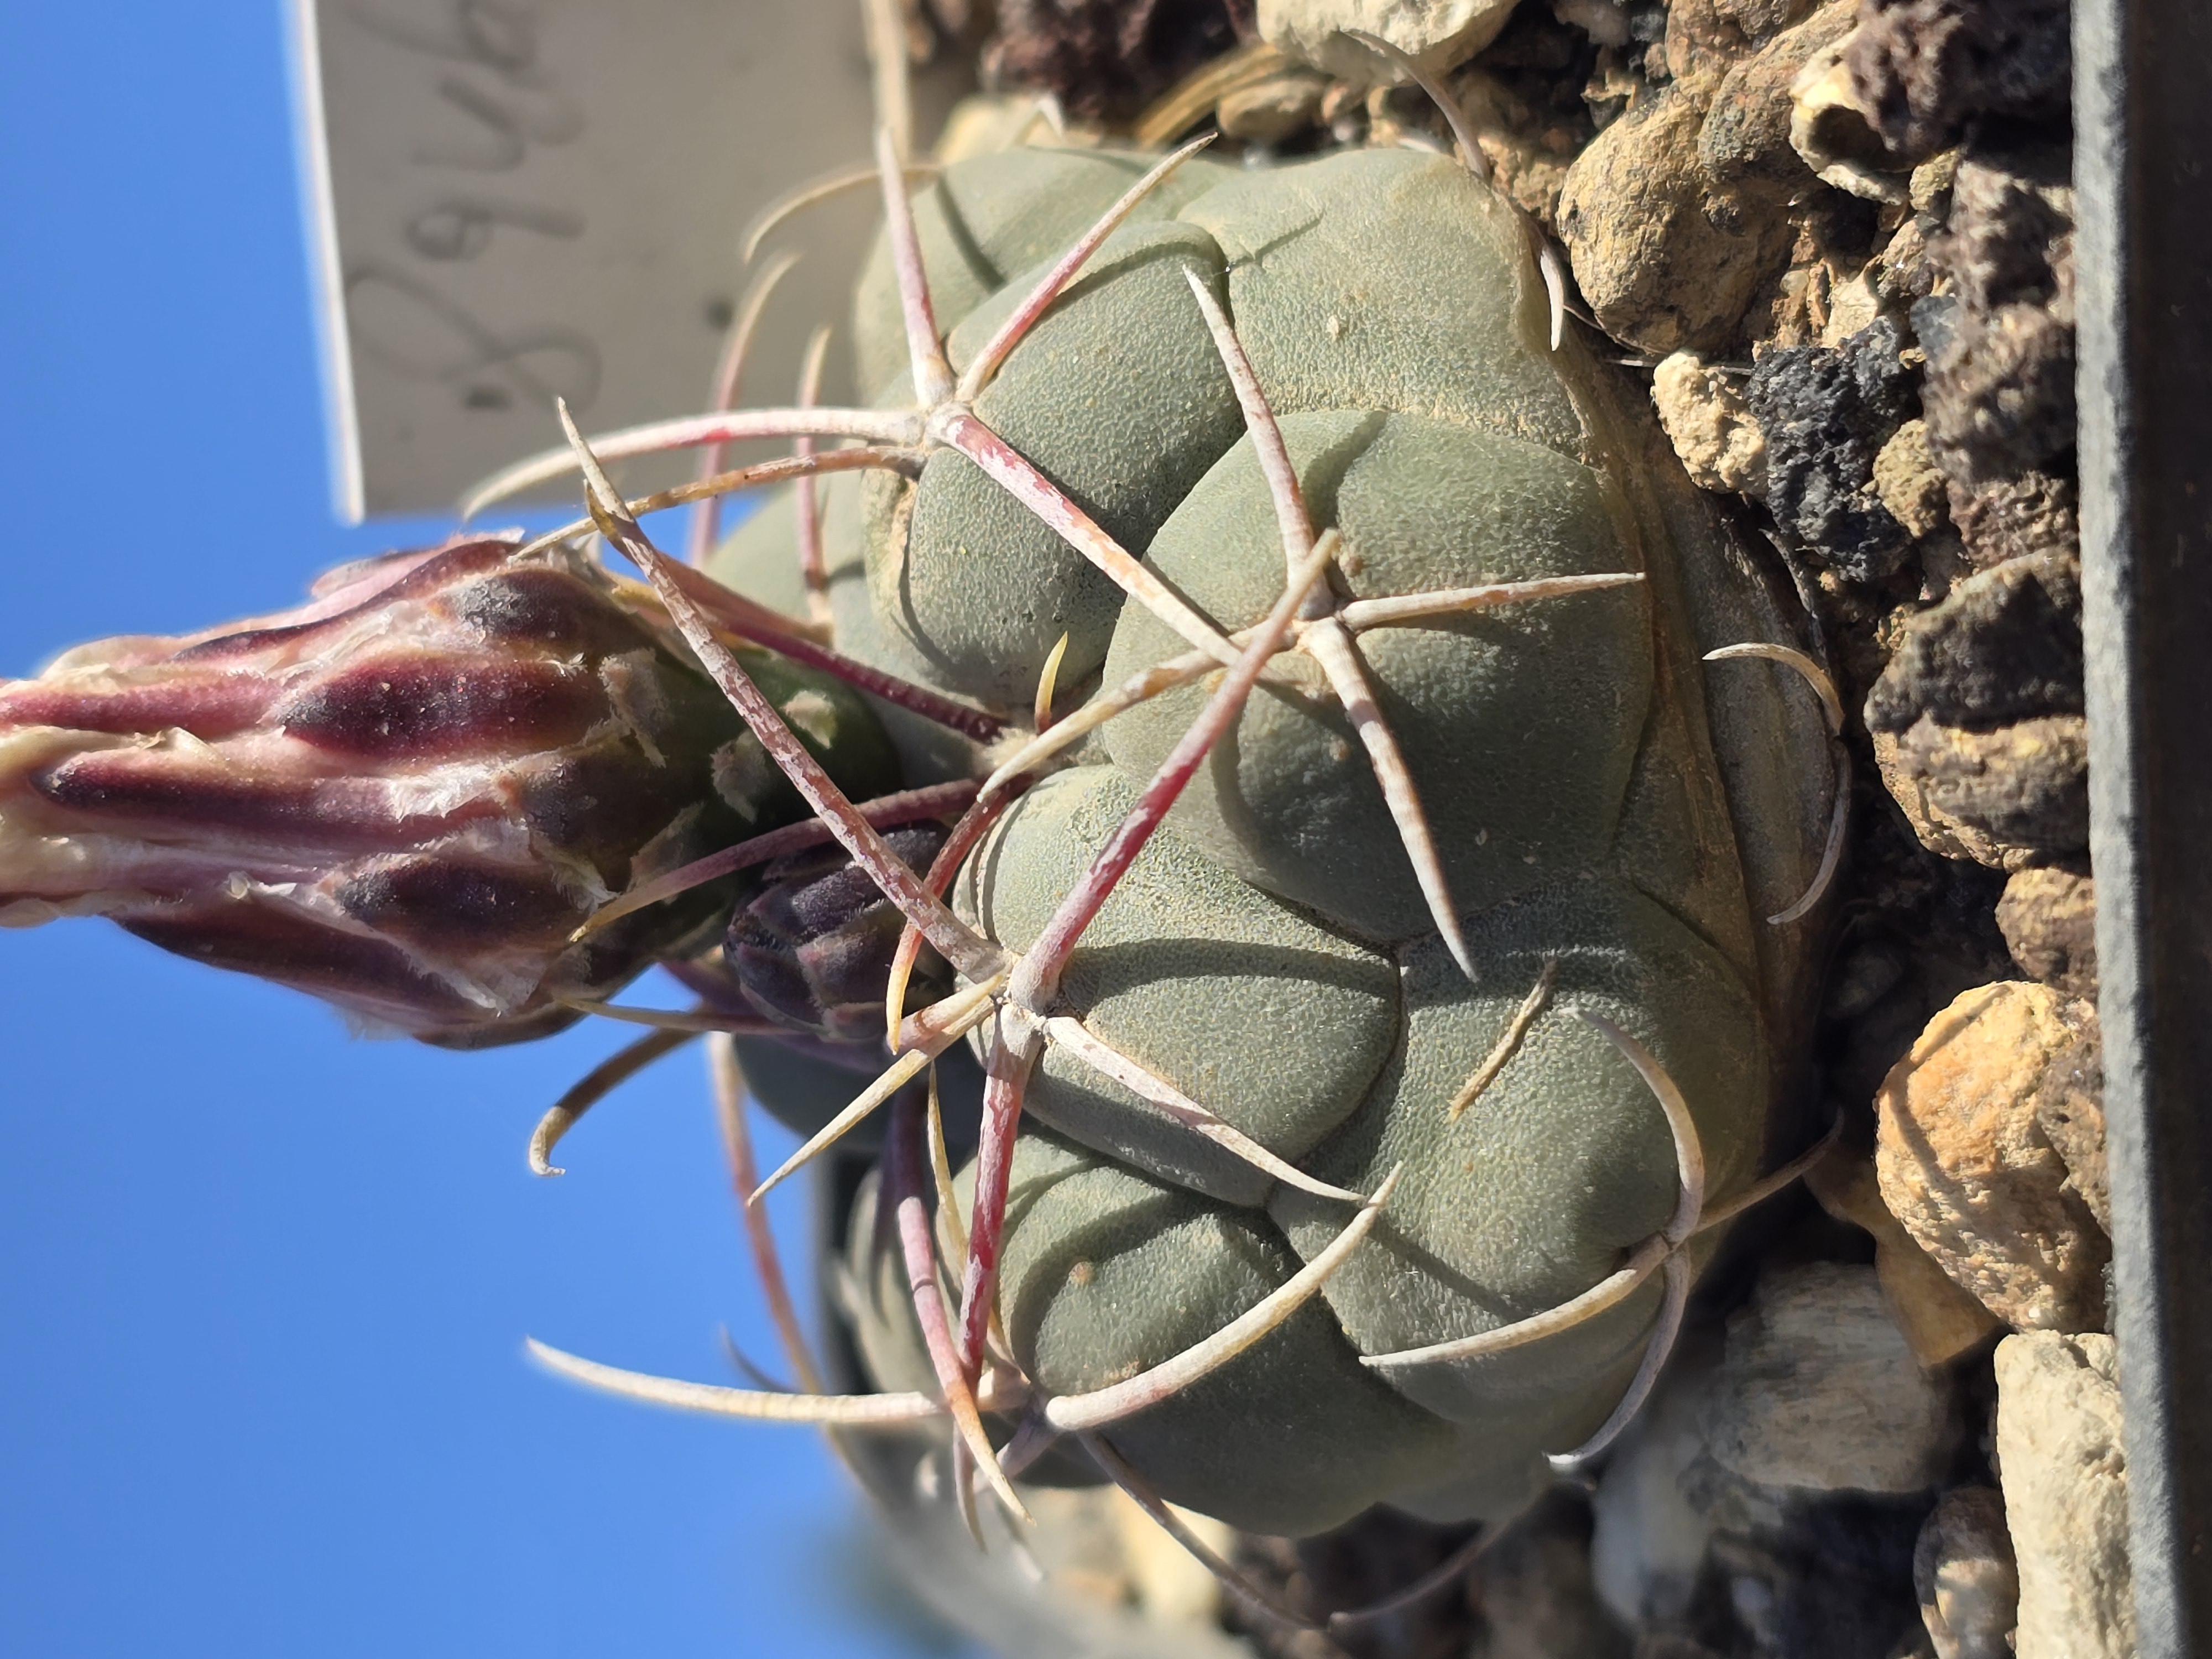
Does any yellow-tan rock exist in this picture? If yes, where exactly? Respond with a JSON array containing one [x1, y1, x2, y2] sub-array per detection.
[[1876, 983, 2109, 1331], [1558, 91, 1797, 353], [1651, 351, 1768, 494], [1808, 1149, 2001, 1366]]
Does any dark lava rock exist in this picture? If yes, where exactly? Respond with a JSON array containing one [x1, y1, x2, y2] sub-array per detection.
[[1947, 469, 2079, 570], [1865, 554, 2083, 733], [1922, 141, 2078, 502], [1747, 316, 1918, 581], [982, 0, 1254, 122], [1845, 0, 2072, 163]]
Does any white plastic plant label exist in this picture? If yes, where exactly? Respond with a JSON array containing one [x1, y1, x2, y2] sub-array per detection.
[[289, 0, 956, 521]]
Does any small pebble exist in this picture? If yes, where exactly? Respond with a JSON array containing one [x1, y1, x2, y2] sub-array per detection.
[[1790, 38, 1912, 202], [1872, 715, 2089, 870], [1651, 352, 1768, 494], [1806, 1150, 2001, 1366], [1865, 554, 2083, 733], [1558, 90, 1797, 352], [1913, 1486, 2018, 1659], [1258, 0, 1517, 81], [1696, 1, 1855, 192], [1665, 0, 1825, 105], [1995, 867, 2097, 999], [1873, 419, 1950, 540]]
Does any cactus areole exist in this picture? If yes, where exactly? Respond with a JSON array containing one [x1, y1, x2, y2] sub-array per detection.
[[2, 137, 1837, 1543]]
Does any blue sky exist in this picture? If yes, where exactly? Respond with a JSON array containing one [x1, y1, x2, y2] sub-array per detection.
[[0, 8, 959, 1655]]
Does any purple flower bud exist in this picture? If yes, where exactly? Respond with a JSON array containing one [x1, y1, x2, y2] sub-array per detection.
[[1, 535, 896, 1046], [724, 823, 956, 1045]]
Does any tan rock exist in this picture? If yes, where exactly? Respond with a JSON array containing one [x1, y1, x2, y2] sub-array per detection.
[[1996, 867, 2098, 1000], [1914, 1486, 2018, 1659], [1871, 715, 2089, 872], [1557, 91, 1798, 353], [1257, 0, 1517, 84], [1817, 269, 1884, 346], [1650, 352, 1767, 494], [1875, 419, 1952, 539], [1994, 1333, 2135, 1659], [2031, 1004, 2109, 1235], [1216, 66, 1331, 143], [1665, 0, 1824, 106], [1699, 1261, 1959, 1493], [1790, 35, 1912, 203], [1695, 0, 1855, 189], [1876, 983, 2109, 1331], [1807, 1149, 2001, 1366]]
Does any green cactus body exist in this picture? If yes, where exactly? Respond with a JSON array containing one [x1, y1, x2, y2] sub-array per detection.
[[714, 138, 1832, 1537]]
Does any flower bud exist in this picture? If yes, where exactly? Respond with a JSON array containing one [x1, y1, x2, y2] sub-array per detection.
[[0, 535, 897, 1046], [724, 822, 955, 1045]]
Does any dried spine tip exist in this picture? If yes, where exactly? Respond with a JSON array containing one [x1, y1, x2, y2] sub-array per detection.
[[528, 1028, 695, 1177]]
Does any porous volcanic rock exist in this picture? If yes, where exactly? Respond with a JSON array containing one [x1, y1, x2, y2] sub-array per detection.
[[1846, 0, 2072, 163], [1745, 316, 1918, 582]]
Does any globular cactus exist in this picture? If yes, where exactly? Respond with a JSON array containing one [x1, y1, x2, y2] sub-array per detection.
[[3, 54, 1845, 1631], [504, 109, 1840, 1578]]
